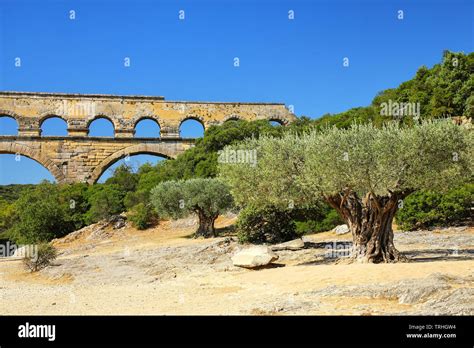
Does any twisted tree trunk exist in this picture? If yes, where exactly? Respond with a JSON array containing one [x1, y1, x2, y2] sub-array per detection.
[[326, 189, 411, 263], [195, 210, 218, 238]]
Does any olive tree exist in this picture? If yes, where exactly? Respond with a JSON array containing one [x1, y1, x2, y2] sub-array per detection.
[[150, 178, 233, 237], [220, 120, 472, 263]]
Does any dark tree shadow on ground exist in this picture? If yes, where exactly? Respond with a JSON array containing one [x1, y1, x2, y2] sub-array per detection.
[[297, 257, 342, 266], [402, 248, 474, 263], [294, 241, 353, 266], [182, 225, 236, 239], [295, 240, 474, 265], [214, 225, 236, 237]]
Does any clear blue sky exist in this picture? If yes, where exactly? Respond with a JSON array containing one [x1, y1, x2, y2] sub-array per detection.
[[0, 0, 472, 184]]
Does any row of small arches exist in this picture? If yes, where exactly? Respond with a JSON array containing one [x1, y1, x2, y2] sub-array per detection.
[[0, 115, 283, 138], [0, 116, 203, 138]]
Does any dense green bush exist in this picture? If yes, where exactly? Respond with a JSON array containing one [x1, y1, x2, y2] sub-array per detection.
[[124, 189, 149, 210], [85, 184, 125, 224], [104, 164, 138, 193], [237, 205, 297, 244], [396, 184, 473, 230], [295, 209, 344, 234], [236, 203, 343, 243], [60, 183, 91, 231], [0, 184, 35, 203], [6, 182, 82, 244], [128, 203, 158, 230], [0, 199, 15, 236]]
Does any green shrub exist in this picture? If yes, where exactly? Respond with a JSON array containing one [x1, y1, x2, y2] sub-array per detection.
[[105, 164, 138, 192], [85, 185, 125, 224], [124, 189, 149, 210], [0, 199, 15, 235], [6, 182, 76, 244], [60, 183, 91, 231], [236, 205, 297, 244], [128, 203, 157, 230], [23, 243, 58, 272], [295, 209, 344, 234], [396, 184, 473, 230]]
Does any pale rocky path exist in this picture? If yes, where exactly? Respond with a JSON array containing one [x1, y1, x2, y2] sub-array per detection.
[[0, 216, 472, 315]]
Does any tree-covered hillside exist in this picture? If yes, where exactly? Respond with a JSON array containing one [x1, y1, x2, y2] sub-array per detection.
[[313, 51, 473, 128]]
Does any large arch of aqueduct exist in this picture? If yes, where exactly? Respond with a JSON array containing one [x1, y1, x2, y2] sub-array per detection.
[[0, 91, 296, 183]]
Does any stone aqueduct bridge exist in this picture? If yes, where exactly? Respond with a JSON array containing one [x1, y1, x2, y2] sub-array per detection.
[[0, 92, 296, 183]]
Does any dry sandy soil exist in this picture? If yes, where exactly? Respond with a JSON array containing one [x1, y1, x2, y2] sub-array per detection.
[[0, 215, 472, 315]]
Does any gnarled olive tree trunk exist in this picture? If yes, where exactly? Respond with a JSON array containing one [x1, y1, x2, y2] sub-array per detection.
[[195, 210, 218, 238], [326, 189, 412, 263]]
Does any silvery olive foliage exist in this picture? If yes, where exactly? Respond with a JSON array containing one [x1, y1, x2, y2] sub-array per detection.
[[150, 178, 234, 237], [219, 120, 473, 209], [151, 180, 188, 220], [151, 178, 233, 219]]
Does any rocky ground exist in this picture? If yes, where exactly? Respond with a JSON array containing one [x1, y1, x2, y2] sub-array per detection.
[[0, 215, 472, 315]]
